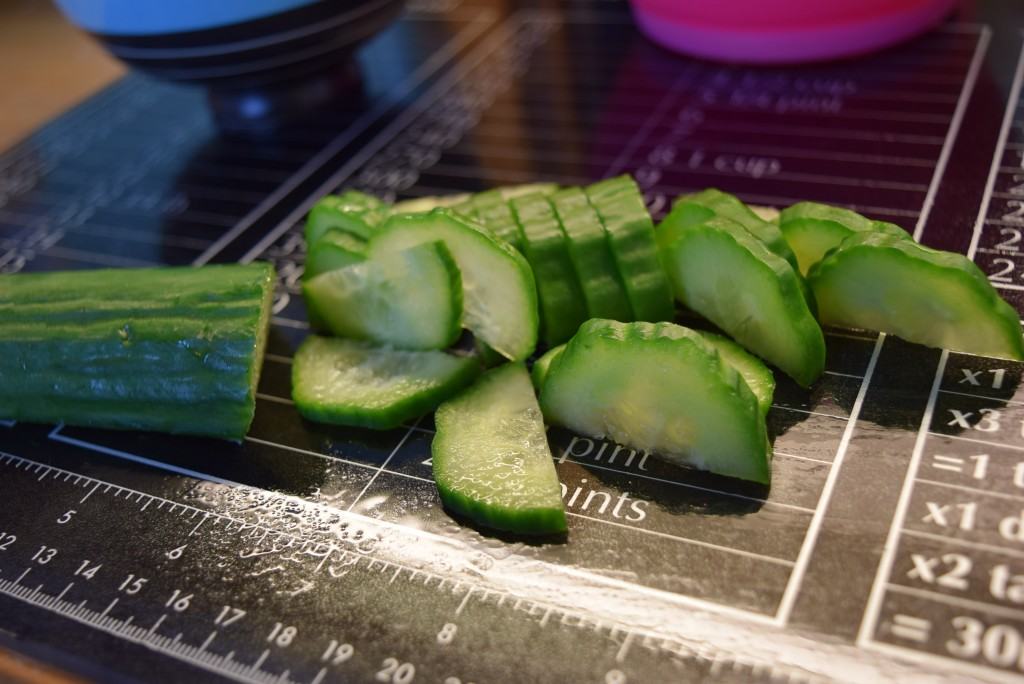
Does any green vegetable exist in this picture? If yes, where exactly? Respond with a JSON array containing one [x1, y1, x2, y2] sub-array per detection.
[[510, 193, 588, 347], [808, 232, 1024, 361], [659, 214, 825, 387], [304, 229, 365, 281], [433, 363, 567, 534], [586, 176, 674, 322], [303, 242, 462, 350], [370, 209, 539, 362], [305, 191, 386, 245], [551, 188, 633, 322], [392, 193, 472, 214], [697, 331, 774, 419], [540, 320, 770, 484], [0, 263, 275, 440], [531, 343, 565, 390], [779, 202, 912, 275], [292, 336, 480, 430], [470, 189, 523, 249]]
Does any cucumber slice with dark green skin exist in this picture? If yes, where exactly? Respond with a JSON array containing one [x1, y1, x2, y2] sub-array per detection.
[[303, 241, 462, 350], [0, 263, 274, 440], [306, 192, 386, 245], [660, 216, 826, 387], [585, 177, 674, 322], [808, 232, 1024, 360], [304, 230, 366, 281], [472, 190, 523, 249], [551, 188, 634, 322], [433, 363, 567, 535], [697, 331, 775, 419], [510, 194, 589, 347], [292, 336, 480, 430], [370, 209, 539, 362], [540, 320, 770, 484], [530, 343, 565, 390], [662, 189, 799, 272], [779, 202, 913, 275]]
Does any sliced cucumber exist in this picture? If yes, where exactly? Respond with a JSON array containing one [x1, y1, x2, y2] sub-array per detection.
[[585, 176, 674, 322], [472, 190, 523, 249], [303, 241, 462, 350], [392, 193, 472, 214], [531, 343, 565, 391], [306, 192, 386, 245], [661, 189, 799, 272], [551, 188, 634, 322], [540, 320, 770, 484], [510, 194, 588, 347], [808, 232, 1024, 360], [370, 209, 539, 361], [749, 205, 781, 223], [433, 363, 567, 534], [292, 336, 480, 430], [660, 215, 825, 387], [304, 230, 366, 281], [779, 202, 912, 275], [697, 331, 774, 418]]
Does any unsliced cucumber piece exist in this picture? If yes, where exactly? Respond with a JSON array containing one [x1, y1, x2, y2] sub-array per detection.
[[472, 189, 523, 249], [306, 191, 385, 245], [585, 176, 674, 322], [370, 209, 539, 361], [303, 241, 462, 350], [662, 189, 799, 272], [697, 331, 774, 418], [551, 188, 633, 322], [304, 229, 366, 281], [510, 193, 588, 347], [808, 232, 1024, 360], [292, 336, 480, 430], [0, 263, 275, 440], [779, 202, 912, 275], [531, 343, 565, 390], [540, 320, 770, 484], [433, 363, 567, 534], [660, 215, 825, 387]]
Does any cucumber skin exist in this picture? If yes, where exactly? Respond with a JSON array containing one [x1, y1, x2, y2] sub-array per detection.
[[697, 331, 775, 419], [433, 363, 567, 535], [305, 193, 385, 244], [808, 232, 1024, 361], [0, 263, 275, 440], [531, 344, 566, 390]]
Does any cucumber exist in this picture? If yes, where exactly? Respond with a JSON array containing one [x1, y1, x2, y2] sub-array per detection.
[[369, 209, 539, 362], [0, 263, 275, 440], [585, 176, 674, 322], [303, 241, 462, 350], [433, 363, 567, 535], [659, 215, 825, 387], [697, 331, 774, 419], [531, 343, 565, 390], [779, 202, 912, 275], [808, 232, 1024, 360], [540, 320, 770, 484], [551, 188, 634, 322], [510, 193, 588, 347], [392, 193, 472, 214], [661, 189, 799, 272], [292, 336, 480, 430], [472, 190, 523, 249], [749, 205, 781, 223], [304, 229, 365, 281], [306, 191, 386, 245]]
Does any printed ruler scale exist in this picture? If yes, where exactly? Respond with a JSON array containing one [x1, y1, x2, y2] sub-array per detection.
[[3, 2, 1024, 682]]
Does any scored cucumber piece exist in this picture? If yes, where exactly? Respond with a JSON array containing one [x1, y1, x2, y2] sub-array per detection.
[[472, 190, 524, 249], [808, 232, 1024, 360], [531, 343, 565, 391], [303, 241, 462, 350], [661, 189, 799, 272], [433, 363, 567, 535], [304, 229, 366, 281], [551, 188, 633, 322], [697, 331, 775, 419], [306, 191, 386, 245], [660, 215, 825, 387], [292, 336, 480, 430], [585, 176, 674, 322], [370, 209, 539, 361], [779, 202, 913, 275], [0, 263, 275, 440], [510, 193, 588, 347], [540, 320, 770, 484]]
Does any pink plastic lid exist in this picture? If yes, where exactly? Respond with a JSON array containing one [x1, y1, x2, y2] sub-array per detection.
[[630, 0, 956, 63]]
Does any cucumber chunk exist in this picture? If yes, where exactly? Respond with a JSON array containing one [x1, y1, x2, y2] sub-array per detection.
[[471, 190, 524, 249], [433, 363, 567, 535], [697, 331, 775, 418], [808, 232, 1024, 360], [392, 193, 472, 214], [304, 230, 365, 281], [551, 188, 633, 322], [306, 191, 386, 245], [585, 176, 674, 322], [659, 215, 825, 387], [303, 241, 462, 350], [779, 202, 912, 275], [540, 320, 770, 484], [0, 263, 275, 440], [510, 193, 588, 347], [661, 189, 799, 272], [531, 343, 565, 390], [370, 209, 539, 362], [292, 336, 480, 430]]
